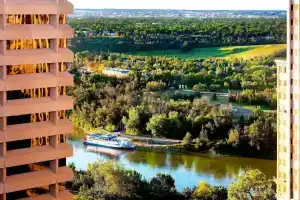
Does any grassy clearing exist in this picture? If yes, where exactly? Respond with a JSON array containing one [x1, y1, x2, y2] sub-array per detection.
[[228, 44, 286, 59], [128, 44, 286, 60]]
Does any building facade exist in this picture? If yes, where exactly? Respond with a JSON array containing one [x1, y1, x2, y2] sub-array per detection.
[[277, 0, 300, 199], [0, 0, 74, 199]]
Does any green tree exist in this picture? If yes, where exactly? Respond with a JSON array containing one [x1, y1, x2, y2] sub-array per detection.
[[246, 113, 276, 151], [146, 112, 184, 139], [212, 186, 228, 200], [182, 132, 192, 146], [227, 128, 240, 147], [146, 114, 169, 137], [193, 83, 207, 93], [77, 160, 145, 200], [181, 41, 191, 52], [228, 169, 276, 200], [216, 66, 223, 76], [192, 181, 213, 199], [224, 82, 230, 89], [123, 106, 149, 135], [149, 174, 177, 199]]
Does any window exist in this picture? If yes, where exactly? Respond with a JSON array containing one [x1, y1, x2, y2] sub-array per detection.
[[7, 114, 31, 125], [7, 39, 50, 50], [292, 109, 298, 115], [7, 88, 50, 100], [293, 183, 297, 191], [283, 172, 287, 179], [59, 15, 67, 24], [59, 158, 66, 167], [7, 63, 50, 75], [7, 187, 48, 199], [7, 139, 31, 151], [7, 161, 50, 176], [293, 169, 298, 176], [293, 124, 298, 131], [6, 15, 50, 25], [58, 134, 67, 144], [283, 146, 287, 152]]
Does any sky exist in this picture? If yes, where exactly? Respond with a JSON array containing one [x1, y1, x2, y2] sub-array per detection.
[[69, 0, 286, 10]]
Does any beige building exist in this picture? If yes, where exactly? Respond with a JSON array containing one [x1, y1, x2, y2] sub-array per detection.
[[0, 0, 74, 199], [277, 0, 300, 199]]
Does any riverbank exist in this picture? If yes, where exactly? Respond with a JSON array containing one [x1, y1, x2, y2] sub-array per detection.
[[133, 142, 188, 153], [69, 127, 276, 159]]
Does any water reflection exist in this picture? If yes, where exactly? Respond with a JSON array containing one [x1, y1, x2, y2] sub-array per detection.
[[67, 140, 276, 191]]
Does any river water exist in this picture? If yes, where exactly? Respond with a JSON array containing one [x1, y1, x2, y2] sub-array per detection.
[[67, 140, 276, 191]]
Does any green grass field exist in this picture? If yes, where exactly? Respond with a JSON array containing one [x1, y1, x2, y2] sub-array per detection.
[[128, 44, 286, 60]]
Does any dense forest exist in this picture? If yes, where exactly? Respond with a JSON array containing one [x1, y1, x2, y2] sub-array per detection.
[[69, 53, 277, 158], [69, 18, 286, 53], [75, 51, 277, 91]]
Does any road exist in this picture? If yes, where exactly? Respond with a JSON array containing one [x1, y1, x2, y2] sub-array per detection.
[[200, 91, 229, 97]]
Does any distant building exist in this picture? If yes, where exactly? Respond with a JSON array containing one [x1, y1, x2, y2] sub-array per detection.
[[277, 1, 298, 198], [103, 68, 131, 78]]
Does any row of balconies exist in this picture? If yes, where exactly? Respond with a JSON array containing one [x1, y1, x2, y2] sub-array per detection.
[[4, 73, 71, 94], [0, 143, 73, 168], [0, 96, 73, 117], [0, 71, 73, 91], [0, 166, 73, 194], [0, 0, 73, 15], [0, 119, 74, 196], [0, 24, 73, 40], [0, 119, 72, 144], [0, 48, 73, 66]]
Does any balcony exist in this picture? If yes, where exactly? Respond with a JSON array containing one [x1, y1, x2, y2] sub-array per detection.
[[20, 190, 73, 200], [0, 48, 73, 66], [5, 143, 73, 168], [0, 96, 73, 117], [0, 72, 73, 92], [0, 119, 73, 143], [0, 0, 73, 15], [5, 166, 73, 193], [0, 24, 73, 40]]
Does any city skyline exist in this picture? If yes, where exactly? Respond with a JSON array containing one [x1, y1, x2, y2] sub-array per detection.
[[69, 0, 286, 10]]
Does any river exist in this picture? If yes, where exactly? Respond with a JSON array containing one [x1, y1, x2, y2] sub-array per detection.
[[67, 139, 276, 191]]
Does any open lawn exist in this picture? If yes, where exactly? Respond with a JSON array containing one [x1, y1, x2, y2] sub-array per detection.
[[128, 44, 286, 60]]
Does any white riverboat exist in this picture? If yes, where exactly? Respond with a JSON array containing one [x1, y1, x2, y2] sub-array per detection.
[[83, 133, 135, 150]]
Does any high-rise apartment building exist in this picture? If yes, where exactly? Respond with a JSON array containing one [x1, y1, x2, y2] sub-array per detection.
[[0, 0, 74, 199], [277, 0, 299, 199]]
